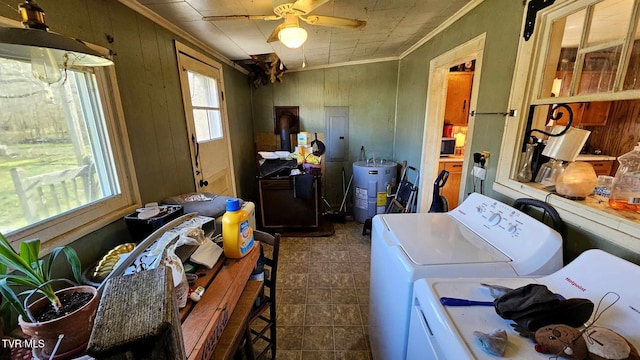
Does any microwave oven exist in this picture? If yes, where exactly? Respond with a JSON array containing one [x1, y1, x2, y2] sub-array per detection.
[[440, 138, 456, 155]]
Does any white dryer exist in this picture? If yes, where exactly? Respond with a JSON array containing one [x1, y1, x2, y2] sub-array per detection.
[[408, 249, 640, 359], [369, 193, 563, 360]]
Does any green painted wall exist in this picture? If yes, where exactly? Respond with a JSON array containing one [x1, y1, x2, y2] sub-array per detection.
[[0, 0, 254, 265], [3, 0, 638, 272], [393, 0, 640, 265], [252, 61, 398, 206], [396, 0, 524, 201]]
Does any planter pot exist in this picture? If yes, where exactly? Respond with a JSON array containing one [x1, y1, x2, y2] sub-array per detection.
[[18, 285, 99, 359]]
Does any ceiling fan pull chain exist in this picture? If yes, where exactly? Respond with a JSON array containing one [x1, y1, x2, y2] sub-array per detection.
[[302, 44, 307, 68]]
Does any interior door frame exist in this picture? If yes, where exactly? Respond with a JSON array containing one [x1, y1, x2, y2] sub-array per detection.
[[175, 41, 237, 196], [417, 33, 485, 212]]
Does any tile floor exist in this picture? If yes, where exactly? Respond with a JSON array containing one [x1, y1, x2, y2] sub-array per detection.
[[274, 221, 372, 360]]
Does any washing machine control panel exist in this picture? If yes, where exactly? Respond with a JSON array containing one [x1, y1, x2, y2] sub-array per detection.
[[449, 193, 562, 270], [459, 198, 524, 237]]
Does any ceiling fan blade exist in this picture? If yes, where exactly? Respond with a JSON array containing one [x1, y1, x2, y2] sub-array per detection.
[[291, 0, 330, 14], [301, 15, 366, 29], [202, 15, 281, 21], [267, 22, 286, 43]]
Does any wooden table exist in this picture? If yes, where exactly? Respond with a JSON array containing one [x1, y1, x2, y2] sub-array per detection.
[[181, 244, 260, 360]]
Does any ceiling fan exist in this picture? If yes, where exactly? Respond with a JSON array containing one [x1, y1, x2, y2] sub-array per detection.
[[202, 0, 366, 49]]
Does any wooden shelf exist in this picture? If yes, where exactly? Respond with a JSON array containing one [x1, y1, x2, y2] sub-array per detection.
[[181, 244, 260, 360]]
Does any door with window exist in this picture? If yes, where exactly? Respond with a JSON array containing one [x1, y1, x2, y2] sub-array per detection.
[[177, 49, 235, 196]]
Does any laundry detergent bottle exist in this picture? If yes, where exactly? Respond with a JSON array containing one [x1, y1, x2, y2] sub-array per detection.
[[609, 142, 640, 212], [222, 198, 255, 258]]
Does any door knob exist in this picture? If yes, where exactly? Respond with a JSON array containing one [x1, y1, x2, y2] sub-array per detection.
[[199, 179, 209, 187]]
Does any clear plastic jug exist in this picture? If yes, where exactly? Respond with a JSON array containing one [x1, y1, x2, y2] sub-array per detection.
[[609, 142, 640, 212]]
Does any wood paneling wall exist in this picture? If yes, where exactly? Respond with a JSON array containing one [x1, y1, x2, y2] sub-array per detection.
[[251, 62, 398, 207], [586, 100, 640, 173], [0, 1, 253, 265], [0, 0, 254, 202]]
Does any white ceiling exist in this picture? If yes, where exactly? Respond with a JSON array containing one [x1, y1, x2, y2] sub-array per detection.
[[136, 0, 473, 70]]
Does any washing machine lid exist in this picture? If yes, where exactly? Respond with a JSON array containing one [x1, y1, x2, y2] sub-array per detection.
[[381, 213, 510, 266], [413, 249, 640, 359]]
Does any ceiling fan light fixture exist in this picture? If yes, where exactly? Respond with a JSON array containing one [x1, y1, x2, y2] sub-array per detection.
[[278, 25, 307, 49]]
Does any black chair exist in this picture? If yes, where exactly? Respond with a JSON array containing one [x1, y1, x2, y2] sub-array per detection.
[[243, 230, 280, 360], [512, 198, 565, 240]]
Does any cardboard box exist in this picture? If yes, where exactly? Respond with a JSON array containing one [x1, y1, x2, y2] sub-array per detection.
[[297, 132, 311, 146]]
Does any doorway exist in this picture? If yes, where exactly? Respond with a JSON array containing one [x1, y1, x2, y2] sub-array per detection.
[[417, 34, 485, 212], [176, 42, 236, 196]]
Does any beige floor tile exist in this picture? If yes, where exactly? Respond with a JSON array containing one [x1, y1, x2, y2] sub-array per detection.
[[333, 326, 368, 351], [278, 350, 303, 360], [302, 351, 335, 360], [336, 351, 371, 360], [279, 288, 307, 304], [359, 305, 369, 326], [330, 251, 351, 263], [276, 221, 372, 359], [302, 326, 334, 350], [284, 261, 311, 273], [311, 250, 334, 262], [350, 262, 370, 273], [355, 287, 369, 304], [308, 273, 332, 288], [280, 273, 309, 289], [331, 288, 358, 304], [282, 250, 311, 263], [330, 273, 355, 288], [333, 304, 362, 326], [280, 241, 311, 252], [306, 304, 333, 325], [353, 272, 369, 288], [307, 288, 332, 304], [331, 262, 352, 273], [309, 243, 332, 252], [278, 326, 304, 350], [277, 304, 306, 325], [309, 261, 332, 274]]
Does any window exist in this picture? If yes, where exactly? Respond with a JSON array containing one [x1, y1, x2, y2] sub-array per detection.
[[188, 71, 223, 142], [538, 0, 638, 100], [0, 56, 139, 250], [496, 0, 640, 251]]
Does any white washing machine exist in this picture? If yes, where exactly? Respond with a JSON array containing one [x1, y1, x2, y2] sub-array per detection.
[[369, 193, 563, 360], [407, 249, 640, 359]]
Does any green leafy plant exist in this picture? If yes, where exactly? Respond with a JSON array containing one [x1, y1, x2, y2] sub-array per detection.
[[0, 232, 82, 321]]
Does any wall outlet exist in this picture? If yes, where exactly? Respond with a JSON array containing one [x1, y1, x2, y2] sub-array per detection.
[[473, 165, 486, 180], [480, 151, 490, 166]]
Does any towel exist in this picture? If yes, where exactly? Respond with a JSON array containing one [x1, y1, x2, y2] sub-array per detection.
[[293, 173, 315, 200]]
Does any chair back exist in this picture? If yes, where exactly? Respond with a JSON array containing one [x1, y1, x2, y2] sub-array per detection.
[[249, 230, 280, 360], [11, 163, 98, 223], [253, 230, 280, 295]]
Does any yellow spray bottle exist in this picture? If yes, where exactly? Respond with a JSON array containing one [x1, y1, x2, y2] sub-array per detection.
[[222, 198, 254, 258]]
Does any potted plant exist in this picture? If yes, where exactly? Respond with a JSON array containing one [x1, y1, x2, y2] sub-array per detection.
[[0, 232, 99, 359]]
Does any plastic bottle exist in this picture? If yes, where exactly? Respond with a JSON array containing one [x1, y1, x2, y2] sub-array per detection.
[[609, 142, 640, 212], [189, 286, 205, 302], [222, 198, 255, 258]]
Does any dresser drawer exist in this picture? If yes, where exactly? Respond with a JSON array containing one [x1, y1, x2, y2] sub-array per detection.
[[442, 161, 463, 174]]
